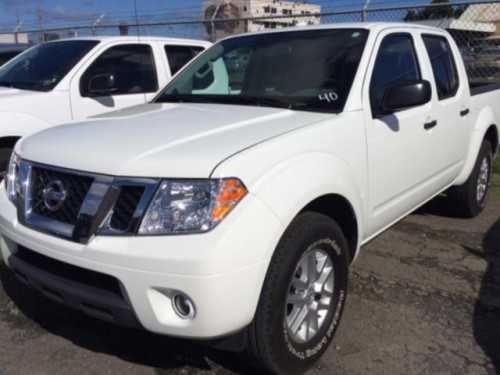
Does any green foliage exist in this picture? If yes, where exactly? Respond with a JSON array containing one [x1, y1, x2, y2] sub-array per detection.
[[493, 159, 500, 197], [404, 0, 466, 21], [42, 32, 60, 42]]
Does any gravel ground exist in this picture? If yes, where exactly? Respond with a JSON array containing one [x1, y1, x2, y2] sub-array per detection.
[[1, 196, 499, 375]]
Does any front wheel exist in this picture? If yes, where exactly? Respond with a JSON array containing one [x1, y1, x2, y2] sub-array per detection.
[[0, 147, 13, 180], [448, 140, 493, 218], [245, 212, 349, 375]]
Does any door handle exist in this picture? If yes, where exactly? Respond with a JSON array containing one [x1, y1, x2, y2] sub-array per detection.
[[424, 120, 437, 130], [460, 108, 470, 117]]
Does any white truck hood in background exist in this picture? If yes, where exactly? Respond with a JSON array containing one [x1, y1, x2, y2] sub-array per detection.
[[0, 87, 66, 125], [0, 87, 44, 100], [19, 103, 331, 177], [0, 87, 22, 96]]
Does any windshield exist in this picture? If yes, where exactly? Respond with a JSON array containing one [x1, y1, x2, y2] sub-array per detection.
[[156, 29, 368, 113], [0, 40, 99, 92]]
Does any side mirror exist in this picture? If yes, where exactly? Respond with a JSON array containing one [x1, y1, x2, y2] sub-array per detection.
[[381, 80, 432, 114], [87, 74, 117, 96]]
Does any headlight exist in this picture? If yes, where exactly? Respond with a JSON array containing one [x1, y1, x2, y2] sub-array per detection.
[[5, 152, 20, 204], [138, 178, 247, 235]]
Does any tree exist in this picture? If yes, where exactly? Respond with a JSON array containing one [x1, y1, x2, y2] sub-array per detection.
[[42, 32, 60, 42], [404, 0, 466, 21]]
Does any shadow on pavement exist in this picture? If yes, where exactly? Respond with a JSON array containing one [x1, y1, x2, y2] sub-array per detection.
[[467, 218, 500, 373], [0, 263, 255, 375], [414, 194, 467, 219]]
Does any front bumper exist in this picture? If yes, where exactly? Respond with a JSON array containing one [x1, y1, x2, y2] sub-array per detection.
[[0, 186, 283, 338]]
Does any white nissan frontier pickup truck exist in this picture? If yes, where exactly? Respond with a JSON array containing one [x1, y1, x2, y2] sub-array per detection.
[[0, 23, 498, 374]]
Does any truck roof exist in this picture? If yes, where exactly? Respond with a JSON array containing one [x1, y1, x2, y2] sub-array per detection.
[[41, 35, 211, 46], [224, 21, 447, 40]]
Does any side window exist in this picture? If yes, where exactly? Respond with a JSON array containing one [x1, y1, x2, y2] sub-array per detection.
[[423, 35, 459, 100], [80, 44, 158, 97], [370, 34, 421, 115], [165, 45, 205, 76]]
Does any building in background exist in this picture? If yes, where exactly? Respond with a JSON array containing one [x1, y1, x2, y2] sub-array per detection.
[[0, 33, 29, 44], [203, 0, 321, 40]]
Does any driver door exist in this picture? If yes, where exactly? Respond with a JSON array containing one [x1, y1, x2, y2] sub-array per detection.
[[69, 44, 158, 121]]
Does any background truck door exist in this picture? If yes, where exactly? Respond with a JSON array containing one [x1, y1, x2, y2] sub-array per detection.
[[69, 43, 158, 121]]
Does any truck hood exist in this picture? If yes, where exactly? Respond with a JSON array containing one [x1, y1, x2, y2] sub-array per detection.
[[19, 103, 331, 177], [0, 87, 22, 96], [0, 87, 42, 99], [0, 87, 52, 114]]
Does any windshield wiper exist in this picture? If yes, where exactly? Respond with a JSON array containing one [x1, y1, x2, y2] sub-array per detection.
[[156, 94, 222, 104], [156, 94, 341, 113], [226, 95, 288, 109], [0, 81, 18, 88], [0, 81, 47, 91], [157, 94, 288, 108]]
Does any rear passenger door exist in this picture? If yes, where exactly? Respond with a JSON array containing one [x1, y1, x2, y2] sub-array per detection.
[[70, 44, 159, 121], [422, 34, 471, 166], [164, 45, 205, 77]]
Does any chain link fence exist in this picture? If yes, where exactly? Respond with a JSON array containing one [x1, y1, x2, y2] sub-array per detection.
[[1, 1, 500, 80]]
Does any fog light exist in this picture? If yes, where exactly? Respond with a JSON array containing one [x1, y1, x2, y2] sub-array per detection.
[[173, 293, 195, 319]]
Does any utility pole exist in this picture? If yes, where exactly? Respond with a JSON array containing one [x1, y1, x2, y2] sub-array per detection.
[[14, 9, 22, 43], [92, 13, 105, 36], [37, 7, 45, 42], [362, 0, 372, 22]]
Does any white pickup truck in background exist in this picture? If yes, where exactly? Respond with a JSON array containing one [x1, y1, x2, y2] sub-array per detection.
[[0, 23, 498, 374], [0, 36, 211, 172]]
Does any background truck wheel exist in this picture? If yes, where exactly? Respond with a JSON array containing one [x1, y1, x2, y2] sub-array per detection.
[[448, 140, 493, 218], [245, 212, 349, 375], [0, 147, 13, 180]]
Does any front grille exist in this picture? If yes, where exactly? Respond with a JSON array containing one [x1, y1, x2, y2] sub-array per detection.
[[17, 161, 158, 242], [110, 186, 145, 231], [31, 167, 93, 225]]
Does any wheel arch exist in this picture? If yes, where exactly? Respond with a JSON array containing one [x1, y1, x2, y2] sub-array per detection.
[[0, 136, 21, 150], [300, 194, 359, 264], [484, 124, 499, 158], [455, 103, 499, 185]]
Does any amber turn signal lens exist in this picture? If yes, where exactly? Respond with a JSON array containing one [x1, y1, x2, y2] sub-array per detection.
[[211, 179, 247, 222]]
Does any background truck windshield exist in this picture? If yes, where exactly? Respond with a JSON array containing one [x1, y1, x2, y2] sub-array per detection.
[[0, 40, 99, 92], [156, 28, 368, 113]]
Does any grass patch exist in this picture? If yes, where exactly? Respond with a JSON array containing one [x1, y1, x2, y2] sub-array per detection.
[[493, 158, 500, 197]]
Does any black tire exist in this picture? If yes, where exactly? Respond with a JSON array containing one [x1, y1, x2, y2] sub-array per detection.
[[0, 147, 13, 180], [245, 212, 349, 375], [448, 140, 493, 218]]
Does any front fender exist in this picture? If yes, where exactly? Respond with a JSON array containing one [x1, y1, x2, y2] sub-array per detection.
[[0, 112, 51, 141], [215, 152, 365, 259]]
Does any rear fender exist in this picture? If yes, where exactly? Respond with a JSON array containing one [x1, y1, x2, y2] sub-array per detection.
[[455, 105, 498, 185]]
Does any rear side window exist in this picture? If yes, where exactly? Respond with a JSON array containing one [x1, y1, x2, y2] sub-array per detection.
[[165, 45, 205, 76], [369, 34, 421, 115], [423, 35, 459, 100], [80, 44, 158, 97]]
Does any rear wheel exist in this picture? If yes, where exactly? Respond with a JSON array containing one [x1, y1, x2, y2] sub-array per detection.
[[448, 140, 493, 218], [245, 212, 349, 374]]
